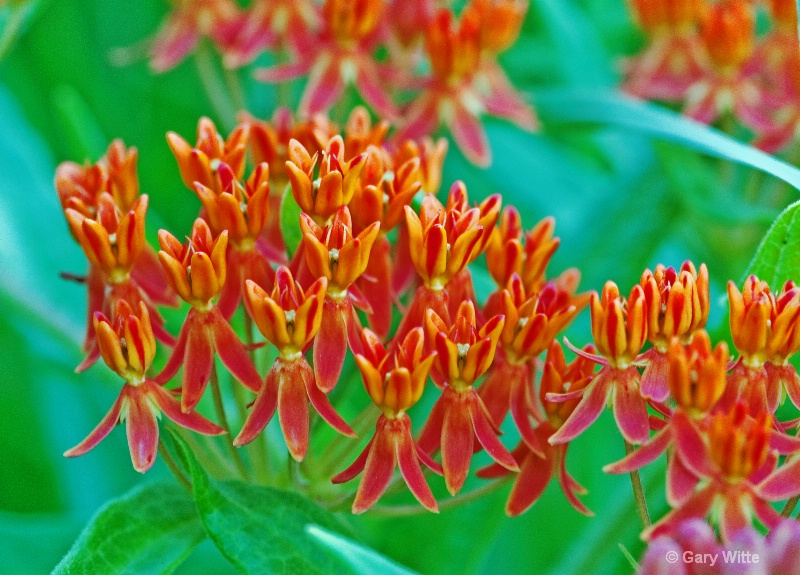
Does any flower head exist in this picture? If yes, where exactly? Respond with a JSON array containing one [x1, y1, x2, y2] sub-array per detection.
[[245, 267, 327, 359], [149, 0, 242, 72], [356, 328, 437, 418], [65, 193, 148, 283], [158, 218, 229, 310], [286, 137, 367, 226], [591, 281, 647, 369], [236, 267, 353, 460], [300, 206, 380, 298], [167, 117, 249, 194], [333, 329, 441, 514], [417, 301, 516, 494], [641, 261, 709, 351], [65, 300, 224, 473]]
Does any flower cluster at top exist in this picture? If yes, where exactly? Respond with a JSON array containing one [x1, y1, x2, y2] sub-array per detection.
[[144, 0, 536, 167], [624, 0, 800, 153]]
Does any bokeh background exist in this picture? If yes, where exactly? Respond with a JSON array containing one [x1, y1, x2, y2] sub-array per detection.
[[0, 1, 792, 573]]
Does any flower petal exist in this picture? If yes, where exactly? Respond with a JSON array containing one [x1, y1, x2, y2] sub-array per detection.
[[234, 366, 278, 447], [64, 389, 126, 458]]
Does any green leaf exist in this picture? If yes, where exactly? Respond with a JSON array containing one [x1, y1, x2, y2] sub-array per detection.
[[306, 525, 418, 575], [535, 89, 800, 191], [53, 481, 206, 575], [167, 429, 354, 575], [744, 200, 800, 287], [280, 186, 303, 260]]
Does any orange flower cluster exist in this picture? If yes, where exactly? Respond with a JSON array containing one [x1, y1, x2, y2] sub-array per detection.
[[572, 270, 800, 543], [143, 0, 535, 167], [56, 109, 594, 514], [56, 117, 800, 528], [624, 0, 799, 151]]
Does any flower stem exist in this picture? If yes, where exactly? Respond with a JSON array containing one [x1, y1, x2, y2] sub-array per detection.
[[781, 495, 799, 518], [625, 440, 651, 528], [195, 41, 237, 130], [225, 67, 247, 114], [367, 477, 513, 517], [240, 312, 272, 484], [210, 364, 251, 480], [159, 438, 191, 491]]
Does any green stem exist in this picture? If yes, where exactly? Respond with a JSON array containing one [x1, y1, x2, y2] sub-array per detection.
[[781, 495, 799, 518], [195, 41, 237, 130], [225, 67, 247, 114], [211, 365, 251, 480], [625, 440, 651, 528], [159, 438, 191, 491], [0, 5, 26, 61], [317, 404, 378, 478], [176, 427, 230, 478], [240, 312, 272, 484], [367, 477, 513, 517]]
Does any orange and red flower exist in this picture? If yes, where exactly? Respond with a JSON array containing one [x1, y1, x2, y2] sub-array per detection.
[[478, 341, 595, 516], [417, 301, 516, 495], [480, 274, 579, 453], [156, 219, 261, 412], [149, 0, 242, 72], [623, 0, 708, 101], [397, 4, 535, 166], [194, 161, 275, 318], [256, 0, 398, 119], [549, 281, 650, 445], [333, 328, 441, 513], [644, 403, 800, 541], [299, 206, 380, 392], [235, 267, 354, 460], [167, 117, 249, 195], [638, 261, 709, 402], [65, 301, 224, 472], [725, 276, 800, 414]]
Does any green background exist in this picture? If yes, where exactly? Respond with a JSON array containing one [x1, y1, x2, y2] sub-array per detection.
[[0, 1, 793, 573]]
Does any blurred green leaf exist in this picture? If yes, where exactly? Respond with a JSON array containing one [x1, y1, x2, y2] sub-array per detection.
[[535, 90, 800, 191], [744, 200, 800, 286], [0, 513, 78, 575], [168, 430, 354, 575], [306, 525, 418, 575], [53, 481, 205, 575]]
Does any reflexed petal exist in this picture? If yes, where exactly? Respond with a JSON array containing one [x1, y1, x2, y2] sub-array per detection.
[[395, 418, 438, 512], [64, 390, 126, 458], [505, 447, 551, 516], [125, 388, 160, 473], [277, 363, 310, 461], [469, 391, 518, 472], [213, 310, 262, 392], [612, 371, 650, 445], [146, 380, 225, 436], [757, 455, 800, 501], [548, 369, 613, 445], [672, 412, 713, 478], [603, 426, 671, 474], [182, 316, 215, 413], [667, 451, 700, 508], [451, 103, 490, 168], [314, 299, 349, 393], [352, 422, 396, 514], [234, 367, 278, 447], [299, 58, 345, 117], [441, 393, 475, 495], [332, 438, 372, 484], [303, 360, 355, 437]]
